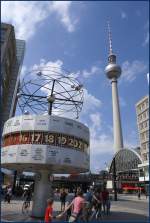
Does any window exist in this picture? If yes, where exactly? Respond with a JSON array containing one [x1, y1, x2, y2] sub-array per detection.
[[142, 103, 145, 110], [138, 105, 141, 113], [143, 153, 148, 161], [140, 133, 145, 141], [1, 29, 6, 42], [145, 131, 149, 140], [142, 112, 146, 119], [138, 114, 142, 122], [145, 99, 148, 107], [146, 110, 149, 118], [145, 121, 147, 128], [140, 123, 143, 130], [142, 143, 147, 150], [139, 168, 144, 177]]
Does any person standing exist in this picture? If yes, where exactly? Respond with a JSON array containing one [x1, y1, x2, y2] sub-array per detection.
[[101, 188, 109, 214], [138, 188, 141, 200], [145, 190, 148, 199], [60, 188, 67, 211], [44, 198, 54, 223]]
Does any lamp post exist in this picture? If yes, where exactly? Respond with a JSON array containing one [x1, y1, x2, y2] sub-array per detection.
[[113, 157, 117, 201]]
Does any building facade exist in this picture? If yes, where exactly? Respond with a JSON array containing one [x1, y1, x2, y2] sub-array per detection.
[[1, 23, 25, 128], [136, 95, 149, 186], [136, 95, 149, 162]]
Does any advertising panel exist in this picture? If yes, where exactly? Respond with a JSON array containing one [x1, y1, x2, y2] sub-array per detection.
[[31, 145, 46, 163], [21, 115, 35, 131], [7, 146, 17, 163], [34, 115, 49, 131], [3, 118, 14, 135], [17, 144, 32, 163], [11, 116, 23, 133]]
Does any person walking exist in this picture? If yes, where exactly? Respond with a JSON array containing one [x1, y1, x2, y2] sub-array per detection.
[[58, 190, 85, 222], [6, 185, 12, 203], [60, 188, 67, 211], [44, 198, 54, 223], [23, 187, 32, 206], [90, 188, 102, 221], [101, 188, 109, 215]]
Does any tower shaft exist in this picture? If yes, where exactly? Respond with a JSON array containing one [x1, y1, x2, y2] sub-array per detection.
[[111, 78, 123, 151]]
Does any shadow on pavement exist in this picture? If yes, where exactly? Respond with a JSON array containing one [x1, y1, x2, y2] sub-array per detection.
[[2, 211, 149, 222], [101, 211, 149, 222]]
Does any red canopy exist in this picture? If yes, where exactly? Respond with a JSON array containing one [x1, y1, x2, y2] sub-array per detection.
[[123, 186, 143, 190]]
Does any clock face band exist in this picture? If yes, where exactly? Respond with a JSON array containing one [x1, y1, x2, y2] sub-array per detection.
[[2, 131, 89, 152]]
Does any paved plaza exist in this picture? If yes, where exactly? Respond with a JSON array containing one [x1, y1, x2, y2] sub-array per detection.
[[1, 194, 149, 222]]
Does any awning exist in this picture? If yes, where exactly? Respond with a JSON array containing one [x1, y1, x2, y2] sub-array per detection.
[[122, 187, 143, 190]]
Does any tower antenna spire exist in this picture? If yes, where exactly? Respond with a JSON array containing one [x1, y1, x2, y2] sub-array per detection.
[[107, 21, 113, 55]]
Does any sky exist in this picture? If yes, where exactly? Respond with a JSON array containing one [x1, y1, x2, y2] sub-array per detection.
[[1, 1, 149, 173]]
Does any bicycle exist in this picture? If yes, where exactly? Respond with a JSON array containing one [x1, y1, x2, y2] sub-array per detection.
[[22, 200, 30, 214]]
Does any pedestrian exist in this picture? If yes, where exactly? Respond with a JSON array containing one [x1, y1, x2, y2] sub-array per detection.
[[60, 188, 67, 211], [84, 187, 93, 221], [58, 190, 85, 222], [90, 188, 102, 221], [101, 187, 109, 214], [6, 185, 12, 203], [138, 188, 141, 200], [44, 198, 54, 223], [145, 190, 148, 199], [23, 187, 32, 206], [65, 194, 74, 221], [74, 187, 81, 198], [106, 194, 111, 215]]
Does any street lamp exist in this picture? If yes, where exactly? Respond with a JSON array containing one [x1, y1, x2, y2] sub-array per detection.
[[113, 157, 117, 201]]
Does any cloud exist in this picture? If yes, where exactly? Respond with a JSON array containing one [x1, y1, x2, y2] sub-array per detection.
[[142, 21, 149, 46], [50, 1, 78, 32], [143, 32, 149, 46], [81, 89, 102, 116], [147, 73, 149, 85], [121, 60, 147, 83], [90, 113, 101, 129], [1, 1, 78, 40], [90, 130, 114, 172], [1, 1, 49, 40], [121, 11, 127, 19], [82, 65, 103, 78]]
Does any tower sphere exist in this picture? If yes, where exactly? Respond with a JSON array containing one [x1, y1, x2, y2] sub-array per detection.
[[105, 63, 121, 79]]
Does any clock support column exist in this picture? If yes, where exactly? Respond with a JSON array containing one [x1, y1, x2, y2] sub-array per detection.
[[31, 170, 53, 218]]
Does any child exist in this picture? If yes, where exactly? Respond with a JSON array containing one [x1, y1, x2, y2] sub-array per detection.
[[44, 198, 54, 223]]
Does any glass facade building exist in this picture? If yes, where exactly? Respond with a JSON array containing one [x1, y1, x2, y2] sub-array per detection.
[[1, 23, 25, 128]]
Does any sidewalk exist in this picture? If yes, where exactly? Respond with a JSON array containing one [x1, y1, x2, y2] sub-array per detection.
[[1, 195, 149, 222], [117, 193, 149, 203]]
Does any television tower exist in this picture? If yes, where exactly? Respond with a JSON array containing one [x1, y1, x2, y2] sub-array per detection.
[[105, 22, 123, 152]]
